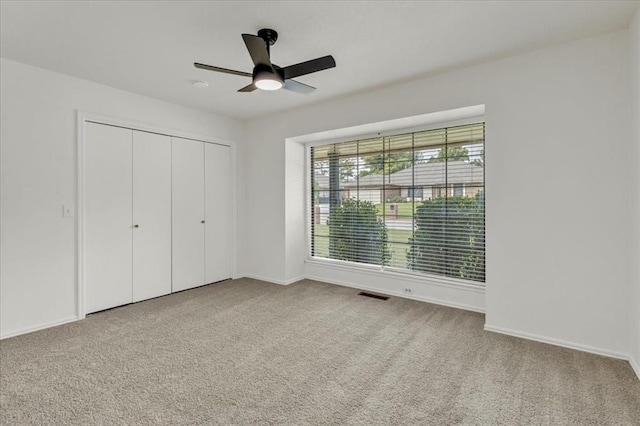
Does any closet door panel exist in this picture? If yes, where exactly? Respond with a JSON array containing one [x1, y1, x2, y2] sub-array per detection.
[[85, 123, 133, 313], [132, 131, 172, 302], [205, 143, 233, 284], [172, 138, 205, 292]]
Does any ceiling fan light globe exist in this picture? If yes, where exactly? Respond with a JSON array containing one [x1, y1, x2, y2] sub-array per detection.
[[254, 69, 284, 91], [255, 78, 283, 91]]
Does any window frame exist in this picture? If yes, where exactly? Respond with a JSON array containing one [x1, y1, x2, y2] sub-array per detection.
[[304, 115, 486, 288], [453, 183, 465, 197], [407, 187, 424, 200]]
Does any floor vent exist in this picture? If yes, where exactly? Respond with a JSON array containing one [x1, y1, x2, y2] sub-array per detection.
[[358, 292, 390, 301]]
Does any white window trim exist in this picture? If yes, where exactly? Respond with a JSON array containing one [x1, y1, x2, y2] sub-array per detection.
[[304, 107, 485, 288], [304, 114, 485, 149], [304, 257, 485, 291]]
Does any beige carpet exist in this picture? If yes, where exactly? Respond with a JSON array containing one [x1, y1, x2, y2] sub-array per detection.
[[1, 278, 639, 425]]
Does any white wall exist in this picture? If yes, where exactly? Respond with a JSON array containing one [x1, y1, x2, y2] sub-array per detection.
[[241, 29, 633, 357], [284, 140, 306, 283], [0, 58, 243, 338], [235, 119, 287, 283], [630, 7, 640, 378]]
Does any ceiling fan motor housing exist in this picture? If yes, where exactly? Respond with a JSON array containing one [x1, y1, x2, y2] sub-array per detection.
[[253, 63, 282, 80]]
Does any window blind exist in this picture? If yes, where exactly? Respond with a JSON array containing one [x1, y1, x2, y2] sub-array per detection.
[[310, 122, 485, 284]]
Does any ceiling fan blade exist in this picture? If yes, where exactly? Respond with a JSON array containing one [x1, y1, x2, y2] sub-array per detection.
[[242, 34, 271, 66], [194, 63, 252, 77], [283, 79, 316, 94], [282, 55, 336, 80], [238, 83, 258, 93]]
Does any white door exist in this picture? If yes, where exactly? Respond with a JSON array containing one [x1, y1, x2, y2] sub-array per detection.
[[85, 123, 133, 313], [172, 138, 205, 292], [205, 143, 232, 284], [132, 131, 172, 302]]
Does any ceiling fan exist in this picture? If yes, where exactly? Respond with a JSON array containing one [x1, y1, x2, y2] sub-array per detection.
[[194, 28, 336, 93]]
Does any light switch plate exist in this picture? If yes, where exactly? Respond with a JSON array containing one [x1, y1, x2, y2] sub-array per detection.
[[63, 205, 75, 218]]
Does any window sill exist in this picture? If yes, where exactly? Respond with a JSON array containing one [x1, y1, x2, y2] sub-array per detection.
[[304, 257, 485, 293]]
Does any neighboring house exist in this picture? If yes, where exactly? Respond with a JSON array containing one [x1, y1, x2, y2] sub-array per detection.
[[314, 160, 484, 204], [312, 173, 331, 203]]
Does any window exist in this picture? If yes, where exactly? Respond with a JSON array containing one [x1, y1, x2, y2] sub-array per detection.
[[310, 122, 485, 284], [407, 187, 423, 199]]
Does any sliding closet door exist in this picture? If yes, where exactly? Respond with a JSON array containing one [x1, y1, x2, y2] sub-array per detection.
[[132, 131, 172, 302], [205, 143, 233, 284], [85, 123, 132, 313], [172, 138, 205, 292]]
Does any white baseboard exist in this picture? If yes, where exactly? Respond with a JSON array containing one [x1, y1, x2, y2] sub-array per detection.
[[239, 272, 484, 313], [240, 274, 304, 286], [306, 274, 485, 314], [484, 324, 628, 361], [0, 316, 80, 340], [629, 355, 640, 381]]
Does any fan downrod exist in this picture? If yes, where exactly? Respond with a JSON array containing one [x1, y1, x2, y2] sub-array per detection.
[[257, 28, 278, 46]]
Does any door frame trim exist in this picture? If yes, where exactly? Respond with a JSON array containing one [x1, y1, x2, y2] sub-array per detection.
[[76, 110, 238, 318]]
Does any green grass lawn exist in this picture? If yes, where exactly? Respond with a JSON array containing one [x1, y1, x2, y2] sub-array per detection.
[[375, 202, 418, 217], [387, 228, 413, 268], [312, 224, 413, 268]]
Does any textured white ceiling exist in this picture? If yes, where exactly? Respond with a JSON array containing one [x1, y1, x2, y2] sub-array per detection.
[[1, 1, 638, 120]]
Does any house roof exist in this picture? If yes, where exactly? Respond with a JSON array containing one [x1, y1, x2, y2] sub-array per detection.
[[314, 160, 483, 189], [384, 160, 484, 187]]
